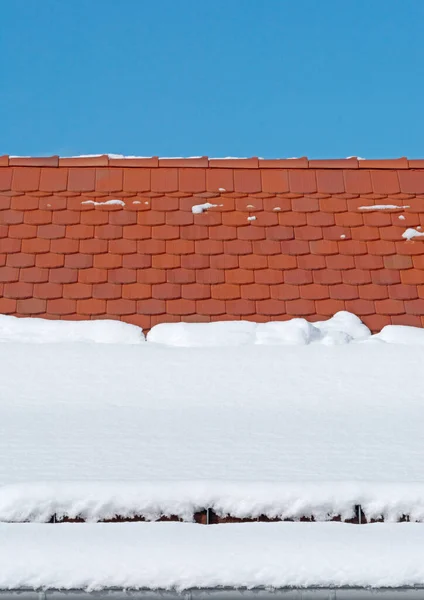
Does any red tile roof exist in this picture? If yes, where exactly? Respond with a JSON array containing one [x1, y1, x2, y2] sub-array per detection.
[[0, 156, 424, 331]]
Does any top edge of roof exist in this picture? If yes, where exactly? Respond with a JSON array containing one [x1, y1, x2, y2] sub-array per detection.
[[1, 155, 423, 169]]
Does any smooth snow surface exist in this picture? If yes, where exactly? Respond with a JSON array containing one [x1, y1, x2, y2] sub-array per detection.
[[147, 312, 370, 346], [147, 320, 257, 346], [375, 325, 424, 345], [0, 315, 144, 344], [1, 329, 424, 495], [2, 522, 424, 590]]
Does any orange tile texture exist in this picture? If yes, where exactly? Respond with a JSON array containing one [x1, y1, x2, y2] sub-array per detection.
[[0, 155, 424, 332]]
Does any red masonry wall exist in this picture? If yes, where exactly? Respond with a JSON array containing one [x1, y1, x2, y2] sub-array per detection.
[[1, 154, 424, 332]]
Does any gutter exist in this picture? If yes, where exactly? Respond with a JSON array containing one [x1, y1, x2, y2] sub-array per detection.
[[2, 589, 424, 600]]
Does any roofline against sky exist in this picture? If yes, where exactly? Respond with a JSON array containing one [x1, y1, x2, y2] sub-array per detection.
[[1, 155, 424, 169]]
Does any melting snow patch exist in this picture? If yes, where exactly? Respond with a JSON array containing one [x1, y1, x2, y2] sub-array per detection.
[[399, 215, 406, 220], [81, 199, 125, 207], [402, 228, 424, 240], [359, 205, 410, 211], [192, 202, 221, 214], [247, 216, 256, 221]]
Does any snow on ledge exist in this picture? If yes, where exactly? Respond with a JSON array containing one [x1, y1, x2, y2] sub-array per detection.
[[4, 480, 424, 523], [2, 313, 424, 347], [147, 312, 371, 346], [2, 521, 424, 590]]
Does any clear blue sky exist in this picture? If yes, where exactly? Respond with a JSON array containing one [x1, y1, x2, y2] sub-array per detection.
[[1, 0, 423, 159]]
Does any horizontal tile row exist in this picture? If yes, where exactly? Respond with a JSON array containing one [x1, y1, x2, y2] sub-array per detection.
[[2, 156, 424, 169], [2, 167, 424, 194], [1, 238, 424, 257], [2, 196, 424, 214], [0, 278, 423, 301]]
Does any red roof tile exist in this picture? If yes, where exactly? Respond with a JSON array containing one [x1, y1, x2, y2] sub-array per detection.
[[0, 156, 423, 330]]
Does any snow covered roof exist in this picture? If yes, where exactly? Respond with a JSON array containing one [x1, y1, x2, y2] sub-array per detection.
[[1, 312, 424, 590]]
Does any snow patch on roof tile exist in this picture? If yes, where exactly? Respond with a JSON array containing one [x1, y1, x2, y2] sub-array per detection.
[[358, 205, 410, 211]]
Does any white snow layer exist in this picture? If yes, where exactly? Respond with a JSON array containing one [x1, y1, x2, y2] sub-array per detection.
[[2, 312, 424, 522], [2, 324, 424, 508], [2, 522, 424, 590], [0, 315, 144, 344], [2, 311, 424, 348]]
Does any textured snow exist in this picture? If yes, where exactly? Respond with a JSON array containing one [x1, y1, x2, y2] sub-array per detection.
[[5, 481, 424, 523], [147, 312, 370, 346], [402, 228, 424, 240], [0, 315, 144, 344], [2, 522, 424, 590]]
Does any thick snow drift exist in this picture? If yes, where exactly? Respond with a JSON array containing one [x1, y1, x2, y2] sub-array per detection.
[[147, 312, 371, 346], [0, 315, 144, 344], [2, 522, 424, 590]]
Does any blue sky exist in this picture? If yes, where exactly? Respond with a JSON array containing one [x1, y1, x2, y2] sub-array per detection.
[[1, 0, 423, 159]]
